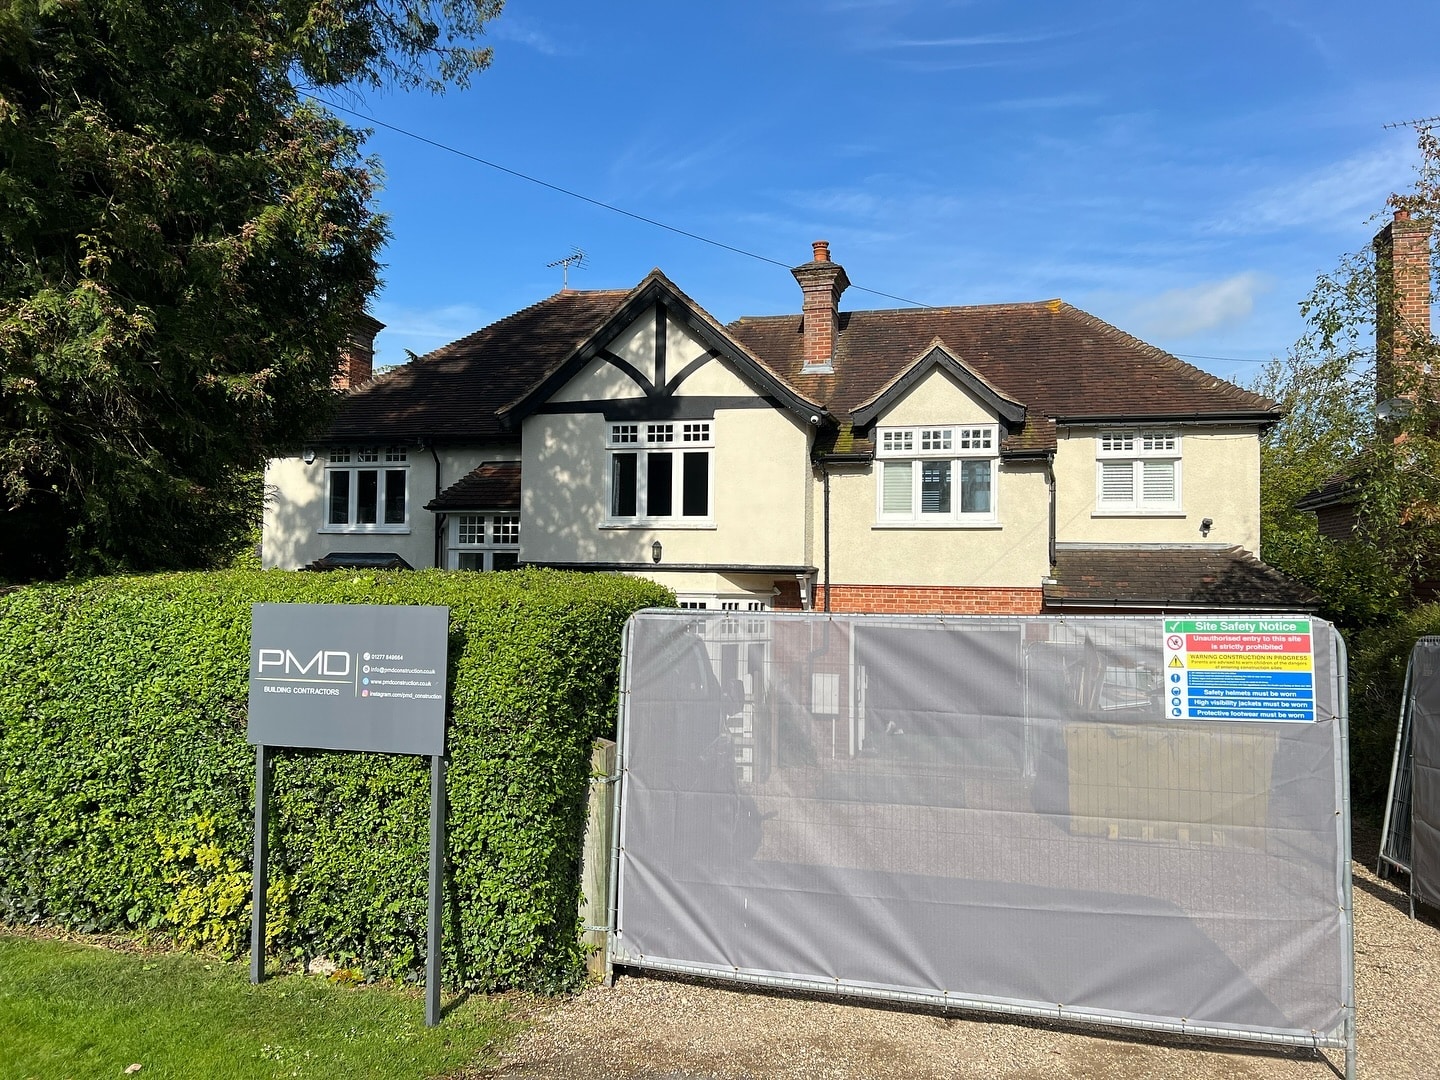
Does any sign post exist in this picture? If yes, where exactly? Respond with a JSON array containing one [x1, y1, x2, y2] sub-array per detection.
[[247, 603, 450, 1025]]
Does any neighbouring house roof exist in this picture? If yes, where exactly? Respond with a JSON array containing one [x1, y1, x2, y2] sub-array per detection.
[[727, 301, 1280, 456], [426, 462, 521, 512], [325, 289, 633, 443], [1044, 546, 1317, 611]]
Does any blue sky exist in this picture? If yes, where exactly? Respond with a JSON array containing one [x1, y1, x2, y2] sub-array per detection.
[[318, 0, 1440, 387]]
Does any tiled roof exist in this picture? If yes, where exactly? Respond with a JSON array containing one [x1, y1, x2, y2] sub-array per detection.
[[727, 301, 1279, 455], [324, 279, 1279, 460], [425, 462, 521, 512], [1044, 546, 1317, 610], [327, 290, 631, 442]]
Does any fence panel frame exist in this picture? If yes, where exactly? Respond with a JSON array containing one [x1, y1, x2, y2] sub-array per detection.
[[608, 611, 1355, 1078]]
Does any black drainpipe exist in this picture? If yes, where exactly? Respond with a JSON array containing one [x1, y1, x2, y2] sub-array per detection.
[[427, 443, 443, 568], [1045, 450, 1057, 571], [822, 460, 832, 613]]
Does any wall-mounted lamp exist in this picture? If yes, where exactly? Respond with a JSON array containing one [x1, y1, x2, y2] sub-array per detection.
[[1200, 517, 1213, 538], [302, 448, 317, 465], [651, 540, 663, 564]]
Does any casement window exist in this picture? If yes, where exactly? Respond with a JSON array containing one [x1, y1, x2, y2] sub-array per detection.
[[874, 425, 998, 524], [324, 447, 408, 531], [606, 422, 713, 524], [448, 513, 520, 571], [1095, 430, 1182, 513]]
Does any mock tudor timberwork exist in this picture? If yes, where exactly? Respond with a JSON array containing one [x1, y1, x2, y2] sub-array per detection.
[[263, 243, 1309, 616]]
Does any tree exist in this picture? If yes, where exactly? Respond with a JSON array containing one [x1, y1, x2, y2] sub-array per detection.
[[1252, 127, 1440, 628], [0, 1, 502, 580]]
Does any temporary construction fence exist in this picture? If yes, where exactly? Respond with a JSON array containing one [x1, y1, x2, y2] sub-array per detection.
[[1379, 636, 1440, 915], [608, 611, 1355, 1077]]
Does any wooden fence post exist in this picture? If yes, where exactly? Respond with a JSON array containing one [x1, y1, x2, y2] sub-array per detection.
[[579, 738, 617, 979]]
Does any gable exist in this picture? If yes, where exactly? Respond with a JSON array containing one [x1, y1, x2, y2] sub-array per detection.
[[504, 271, 829, 426], [870, 367, 1004, 428], [549, 302, 755, 404]]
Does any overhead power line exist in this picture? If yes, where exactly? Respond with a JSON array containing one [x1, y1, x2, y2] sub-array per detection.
[[310, 96, 930, 307], [307, 97, 1288, 367]]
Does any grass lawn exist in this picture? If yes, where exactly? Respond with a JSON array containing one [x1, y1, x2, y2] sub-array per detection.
[[0, 933, 515, 1080]]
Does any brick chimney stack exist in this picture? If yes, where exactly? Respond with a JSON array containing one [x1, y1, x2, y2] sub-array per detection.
[[791, 240, 850, 373], [332, 313, 385, 390], [1374, 208, 1433, 403]]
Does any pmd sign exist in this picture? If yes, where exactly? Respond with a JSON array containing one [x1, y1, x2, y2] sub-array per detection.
[[246, 602, 450, 1026], [247, 602, 448, 755]]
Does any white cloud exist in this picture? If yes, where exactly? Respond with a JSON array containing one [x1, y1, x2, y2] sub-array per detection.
[[1122, 272, 1272, 340], [489, 18, 574, 57], [371, 302, 493, 367], [1213, 142, 1415, 235], [881, 31, 1069, 47]]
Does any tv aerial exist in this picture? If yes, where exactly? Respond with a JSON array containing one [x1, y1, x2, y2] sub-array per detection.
[[546, 247, 588, 289], [1383, 115, 1440, 130]]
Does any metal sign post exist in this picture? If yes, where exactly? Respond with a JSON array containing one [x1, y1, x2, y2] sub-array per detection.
[[426, 753, 446, 1027], [246, 603, 450, 1026]]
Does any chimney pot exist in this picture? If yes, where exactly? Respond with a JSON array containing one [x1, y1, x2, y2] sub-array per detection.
[[1395, 208, 1411, 222], [812, 240, 830, 263]]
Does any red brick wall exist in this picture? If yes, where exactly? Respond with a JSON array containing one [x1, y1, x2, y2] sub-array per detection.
[[812, 584, 1044, 615]]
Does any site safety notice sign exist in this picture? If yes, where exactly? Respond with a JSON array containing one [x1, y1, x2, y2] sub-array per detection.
[[1162, 617, 1316, 723]]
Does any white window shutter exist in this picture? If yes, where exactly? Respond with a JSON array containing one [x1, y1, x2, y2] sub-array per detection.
[[1141, 459, 1176, 505], [1099, 461, 1134, 504], [882, 461, 913, 514]]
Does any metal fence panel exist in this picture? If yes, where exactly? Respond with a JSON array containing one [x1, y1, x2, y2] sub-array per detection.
[[612, 612, 1352, 1055], [1409, 638, 1440, 910]]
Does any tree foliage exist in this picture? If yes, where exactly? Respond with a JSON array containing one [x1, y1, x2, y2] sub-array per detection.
[[0, 1, 502, 580], [1252, 128, 1440, 629]]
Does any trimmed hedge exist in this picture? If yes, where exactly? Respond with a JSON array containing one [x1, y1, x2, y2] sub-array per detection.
[[0, 568, 670, 990], [1347, 603, 1440, 812]]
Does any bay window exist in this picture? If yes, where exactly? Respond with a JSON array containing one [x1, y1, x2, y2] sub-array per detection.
[[1095, 430, 1181, 513], [607, 422, 713, 524], [875, 425, 998, 524], [324, 447, 408, 531], [449, 513, 520, 570]]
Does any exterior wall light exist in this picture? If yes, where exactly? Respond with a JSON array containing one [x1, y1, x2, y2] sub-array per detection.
[[651, 540, 663, 564], [1200, 517, 1213, 537], [303, 448, 317, 465]]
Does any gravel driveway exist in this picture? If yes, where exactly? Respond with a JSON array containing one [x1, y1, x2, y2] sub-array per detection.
[[473, 823, 1439, 1080]]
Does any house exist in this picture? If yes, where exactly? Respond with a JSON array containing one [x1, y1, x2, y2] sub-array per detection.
[[1298, 209, 1435, 539], [263, 242, 1314, 615]]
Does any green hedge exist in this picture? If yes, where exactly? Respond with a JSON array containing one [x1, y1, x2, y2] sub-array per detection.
[[0, 568, 670, 990], [1347, 603, 1440, 811]]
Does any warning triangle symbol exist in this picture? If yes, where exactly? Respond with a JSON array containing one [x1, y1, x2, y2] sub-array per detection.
[[1168, 655, 1185, 668]]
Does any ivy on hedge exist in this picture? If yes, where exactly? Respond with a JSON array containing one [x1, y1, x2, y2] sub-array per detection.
[[0, 568, 670, 990]]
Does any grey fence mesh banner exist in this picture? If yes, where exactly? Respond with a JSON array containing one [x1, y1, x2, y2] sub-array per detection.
[[1409, 638, 1440, 910], [612, 612, 1352, 1053]]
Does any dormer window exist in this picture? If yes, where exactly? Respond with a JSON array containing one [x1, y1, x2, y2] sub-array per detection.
[[1095, 430, 1181, 513], [875, 425, 998, 525]]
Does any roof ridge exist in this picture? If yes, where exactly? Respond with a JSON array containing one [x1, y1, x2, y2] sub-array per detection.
[[728, 299, 1066, 326]]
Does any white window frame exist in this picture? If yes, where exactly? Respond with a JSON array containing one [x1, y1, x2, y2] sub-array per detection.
[[604, 421, 715, 528], [1094, 429, 1182, 515], [873, 424, 999, 527], [321, 446, 410, 533], [447, 512, 521, 571]]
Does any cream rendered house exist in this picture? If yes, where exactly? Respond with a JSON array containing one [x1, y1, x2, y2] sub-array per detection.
[[263, 243, 1312, 615]]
